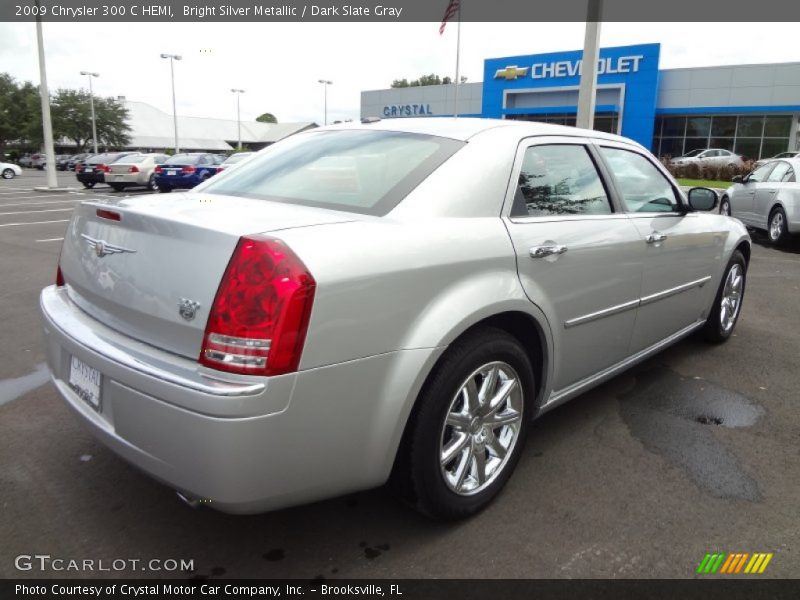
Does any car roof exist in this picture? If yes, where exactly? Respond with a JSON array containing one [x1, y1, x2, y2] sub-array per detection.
[[319, 117, 639, 146]]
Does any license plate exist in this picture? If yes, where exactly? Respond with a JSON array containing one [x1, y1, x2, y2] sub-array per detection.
[[112, 174, 123, 180], [68, 355, 102, 411], [167, 169, 177, 175], [84, 167, 94, 172]]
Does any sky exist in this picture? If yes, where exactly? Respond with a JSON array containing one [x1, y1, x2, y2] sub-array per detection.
[[0, 21, 797, 125]]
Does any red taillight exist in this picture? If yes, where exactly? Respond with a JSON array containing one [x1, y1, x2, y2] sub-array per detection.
[[181, 165, 196, 174], [154, 165, 163, 174], [96, 209, 121, 221], [98, 164, 110, 173], [128, 165, 139, 173], [199, 236, 316, 376], [75, 163, 84, 173], [56, 265, 64, 286], [216, 167, 225, 173]]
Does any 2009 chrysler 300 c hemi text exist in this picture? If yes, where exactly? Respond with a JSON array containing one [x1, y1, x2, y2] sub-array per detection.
[[40, 119, 750, 519]]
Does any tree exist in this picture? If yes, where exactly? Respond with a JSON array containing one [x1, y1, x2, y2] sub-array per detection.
[[391, 74, 453, 88], [256, 113, 277, 123], [50, 89, 131, 151], [0, 75, 39, 151]]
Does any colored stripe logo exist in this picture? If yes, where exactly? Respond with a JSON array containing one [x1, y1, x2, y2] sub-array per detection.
[[697, 553, 773, 574]]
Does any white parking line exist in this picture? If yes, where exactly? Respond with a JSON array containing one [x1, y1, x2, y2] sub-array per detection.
[[0, 207, 74, 216], [0, 219, 70, 227], [0, 194, 82, 201], [36, 237, 65, 242], [0, 199, 80, 208]]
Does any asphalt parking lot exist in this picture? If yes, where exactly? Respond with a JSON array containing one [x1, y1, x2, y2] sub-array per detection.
[[1, 169, 798, 580]]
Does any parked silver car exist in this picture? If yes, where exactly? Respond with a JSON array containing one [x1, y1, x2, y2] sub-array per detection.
[[671, 148, 744, 168], [40, 119, 750, 519], [720, 158, 800, 244]]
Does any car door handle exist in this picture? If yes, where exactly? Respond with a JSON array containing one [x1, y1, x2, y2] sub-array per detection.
[[645, 232, 668, 243], [530, 244, 568, 258]]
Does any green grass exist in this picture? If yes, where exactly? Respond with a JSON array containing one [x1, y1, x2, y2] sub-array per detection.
[[677, 178, 732, 189]]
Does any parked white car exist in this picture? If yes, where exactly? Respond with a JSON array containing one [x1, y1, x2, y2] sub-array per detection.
[[1, 162, 22, 179], [753, 151, 800, 169], [671, 148, 744, 168]]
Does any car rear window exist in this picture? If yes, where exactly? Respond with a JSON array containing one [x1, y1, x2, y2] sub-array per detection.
[[201, 130, 464, 216], [164, 154, 201, 165]]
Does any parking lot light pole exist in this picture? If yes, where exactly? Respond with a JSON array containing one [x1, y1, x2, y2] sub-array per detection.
[[35, 2, 58, 189], [576, 0, 603, 131], [231, 89, 245, 150], [160, 53, 182, 153], [318, 79, 333, 125], [80, 71, 100, 154]]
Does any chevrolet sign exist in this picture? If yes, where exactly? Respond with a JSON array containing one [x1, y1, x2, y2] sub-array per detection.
[[494, 66, 530, 81]]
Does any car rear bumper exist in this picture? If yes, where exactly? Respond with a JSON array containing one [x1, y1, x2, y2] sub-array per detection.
[[40, 285, 433, 513], [106, 173, 149, 186], [154, 174, 201, 188], [77, 172, 105, 184]]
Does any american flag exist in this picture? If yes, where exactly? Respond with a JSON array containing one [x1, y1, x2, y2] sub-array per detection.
[[439, 0, 460, 35]]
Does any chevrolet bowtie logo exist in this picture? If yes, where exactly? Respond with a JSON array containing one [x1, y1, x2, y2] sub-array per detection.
[[494, 65, 529, 80]]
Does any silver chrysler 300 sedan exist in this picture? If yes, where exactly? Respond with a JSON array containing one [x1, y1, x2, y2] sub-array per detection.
[[40, 119, 750, 519], [719, 157, 800, 244]]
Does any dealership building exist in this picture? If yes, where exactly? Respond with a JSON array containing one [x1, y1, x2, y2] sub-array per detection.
[[361, 43, 800, 160]]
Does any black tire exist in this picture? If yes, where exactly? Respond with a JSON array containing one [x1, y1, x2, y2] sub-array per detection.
[[702, 250, 746, 343], [767, 207, 789, 245], [82, 182, 95, 189], [110, 183, 125, 192], [146, 173, 157, 191], [1, 168, 14, 179], [394, 327, 534, 520], [158, 185, 172, 193], [719, 196, 731, 216]]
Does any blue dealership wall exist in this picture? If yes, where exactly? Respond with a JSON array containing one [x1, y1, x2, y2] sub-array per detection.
[[482, 44, 661, 149]]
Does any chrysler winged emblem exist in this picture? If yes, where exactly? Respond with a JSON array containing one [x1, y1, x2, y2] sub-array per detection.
[[178, 298, 200, 321], [81, 234, 137, 258]]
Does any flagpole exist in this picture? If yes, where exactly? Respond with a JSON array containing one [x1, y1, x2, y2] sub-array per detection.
[[453, 3, 461, 118]]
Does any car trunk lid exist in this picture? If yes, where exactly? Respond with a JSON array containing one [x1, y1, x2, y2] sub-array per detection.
[[60, 192, 354, 359]]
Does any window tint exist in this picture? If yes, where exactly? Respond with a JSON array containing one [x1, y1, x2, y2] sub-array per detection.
[[767, 162, 792, 183], [202, 130, 464, 216], [748, 163, 774, 182], [512, 144, 611, 217], [600, 147, 680, 213], [164, 154, 199, 165], [198, 155, 209, 165]]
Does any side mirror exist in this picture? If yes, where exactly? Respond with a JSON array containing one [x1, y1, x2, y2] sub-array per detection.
[[687, 187, 717, 212], [732, 175, 743, 183]]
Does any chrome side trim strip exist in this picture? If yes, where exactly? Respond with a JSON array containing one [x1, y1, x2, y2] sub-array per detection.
[[564, 276, 712, 328], [639, 276, 712, 306], [541, 320, 705, 414], [564, 299, 640, 329]]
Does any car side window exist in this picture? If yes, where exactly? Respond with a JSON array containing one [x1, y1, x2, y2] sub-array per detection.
[[748, 163, 774, 182], [783, 168, 795, 183], [599, 147, 680, 213], [766, 161, 791, 183], [511, 144, 611, 218]]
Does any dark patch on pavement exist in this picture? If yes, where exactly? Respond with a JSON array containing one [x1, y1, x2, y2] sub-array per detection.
[[619, 365, 764, 502], [263, 548, 285, 561], [364, 543, 391, 559]]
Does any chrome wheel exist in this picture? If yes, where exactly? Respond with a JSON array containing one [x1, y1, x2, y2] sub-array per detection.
[[439, 361, 524, 496], [769, 211, 784, 241], [719, 264, 743, 333], [2, 169, 13, 179], [720, 198, 731, 216]]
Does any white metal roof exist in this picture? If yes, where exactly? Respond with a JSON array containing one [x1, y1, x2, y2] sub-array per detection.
[[122, 101, 317, 150]]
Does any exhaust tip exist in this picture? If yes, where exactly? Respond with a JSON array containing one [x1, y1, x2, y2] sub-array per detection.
[[176, 491, 201, 509]]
